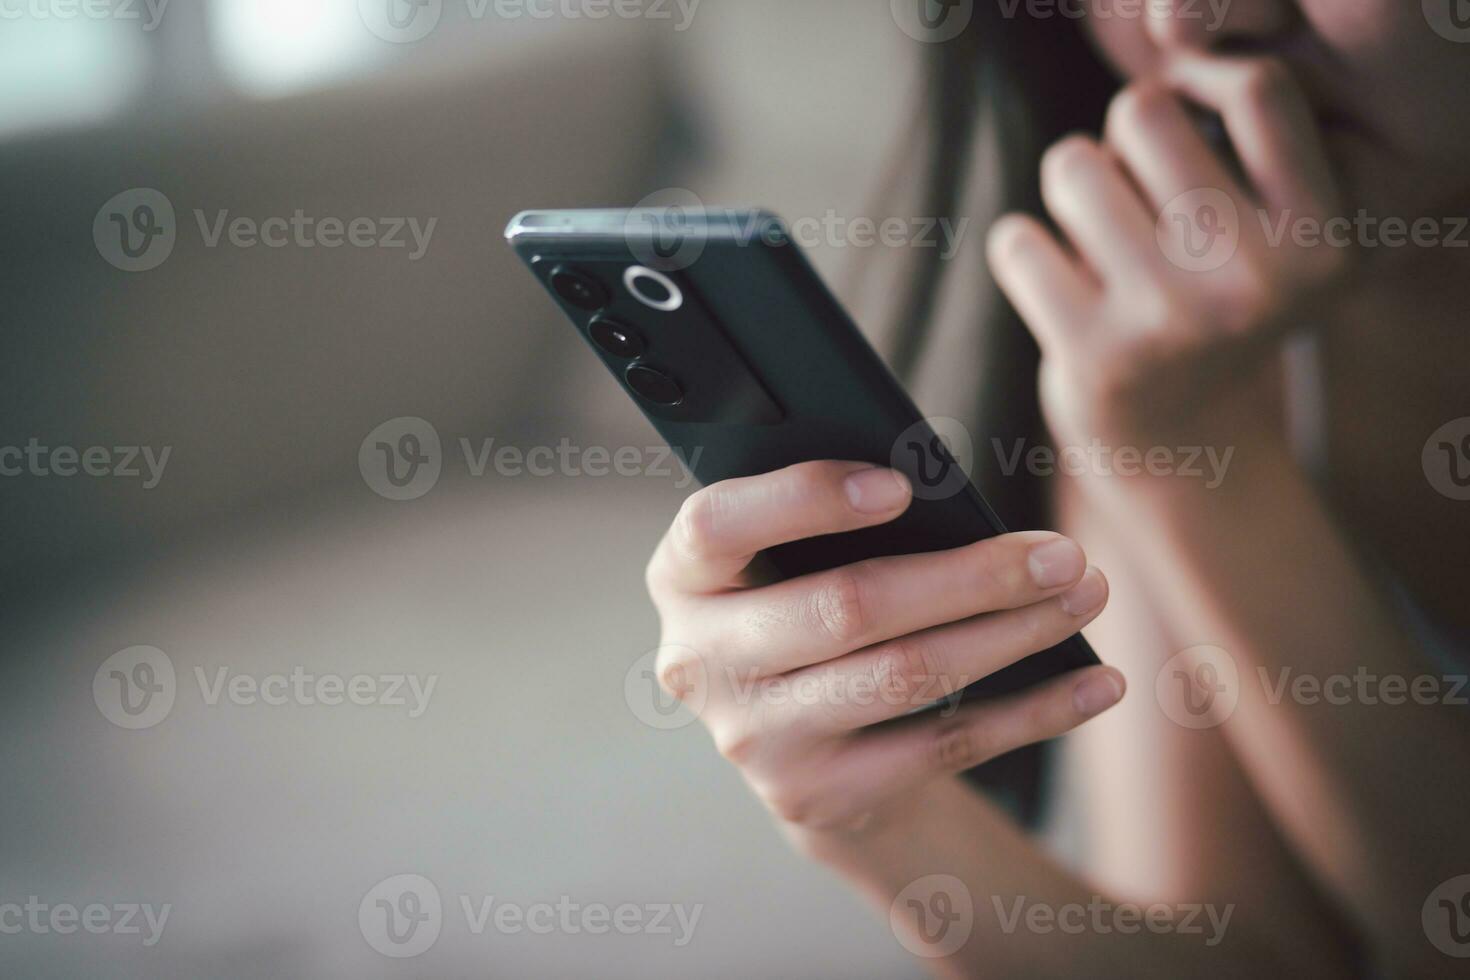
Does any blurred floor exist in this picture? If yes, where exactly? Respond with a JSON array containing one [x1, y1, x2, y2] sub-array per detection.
[[1, 468, 921, 978]]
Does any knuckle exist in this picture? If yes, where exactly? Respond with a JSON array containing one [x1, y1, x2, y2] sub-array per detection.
[[784, 459, 847, 496], [644, 547, 675, 603], [805, 567, 869, 647], [929, 719, 992, 773], [873, 636, 937, 705], [968, 539, 1032, 605], [1125, 285, 1181, 335], [654, 647, 701, 701], [1018, 696, 1065, 742], [762, 787, 814, 827], [1217, 260, 1282, 329], [1012, 603, 1052, 655], [712, 724, 758, 766]]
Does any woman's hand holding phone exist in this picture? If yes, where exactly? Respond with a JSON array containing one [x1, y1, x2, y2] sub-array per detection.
[[644, 459, 1124, 842]]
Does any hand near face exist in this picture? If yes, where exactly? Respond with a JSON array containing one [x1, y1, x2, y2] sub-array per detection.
[[988, 53, 1348, 450]]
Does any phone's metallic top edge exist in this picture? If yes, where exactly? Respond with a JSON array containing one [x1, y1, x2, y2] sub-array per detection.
[[505, 208, 783, 242]]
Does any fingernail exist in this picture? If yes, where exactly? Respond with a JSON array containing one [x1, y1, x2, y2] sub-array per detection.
[[845, 468, 911, 514], [1059, 568, 1107, 616], [1028, 538, 1085, 589], [1073, 670, 1124, 716]]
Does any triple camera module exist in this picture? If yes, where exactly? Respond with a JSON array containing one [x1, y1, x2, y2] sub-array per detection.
[[547, 263, 685, 407]]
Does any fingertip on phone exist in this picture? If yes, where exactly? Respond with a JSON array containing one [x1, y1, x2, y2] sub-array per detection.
[[1059, 567, 1109, 617], [1074, 667, 1126, 717], [844, 467, 912, 515]]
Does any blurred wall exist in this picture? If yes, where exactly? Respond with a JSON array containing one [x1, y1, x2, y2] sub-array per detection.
[[0, 27, 669, 593]]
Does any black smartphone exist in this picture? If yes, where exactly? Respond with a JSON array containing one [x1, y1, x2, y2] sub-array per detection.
[[505, 207, 1099, 706]]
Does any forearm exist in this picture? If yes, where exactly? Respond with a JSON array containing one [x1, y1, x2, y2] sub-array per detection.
[[788, 776, 1346, 979], [1058, 492, 1350, 942], [1094, 427, 1470, 966]]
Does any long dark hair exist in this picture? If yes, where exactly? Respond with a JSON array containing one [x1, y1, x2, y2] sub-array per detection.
[[889, 6, 1115, 532], [888, 5, 1116, 820]]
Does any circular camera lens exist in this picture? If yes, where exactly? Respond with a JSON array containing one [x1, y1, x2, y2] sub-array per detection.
[[589, 317, 645, 359], [549, 265, 609, 311], [625, 364, 684, 406]]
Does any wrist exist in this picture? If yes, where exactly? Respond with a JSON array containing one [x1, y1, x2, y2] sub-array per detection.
[[1047, 385, 1297, 512]]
